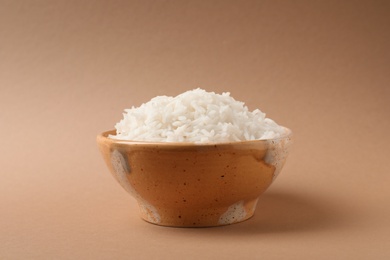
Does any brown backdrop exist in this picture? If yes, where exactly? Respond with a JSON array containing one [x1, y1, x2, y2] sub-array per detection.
[[1, 0, 389, 259]]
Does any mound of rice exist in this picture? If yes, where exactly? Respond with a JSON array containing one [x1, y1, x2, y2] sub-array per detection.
[[109, 89, 285, 143]]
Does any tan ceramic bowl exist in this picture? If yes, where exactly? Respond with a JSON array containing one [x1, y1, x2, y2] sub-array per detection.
[[97, 128, 292, 227]]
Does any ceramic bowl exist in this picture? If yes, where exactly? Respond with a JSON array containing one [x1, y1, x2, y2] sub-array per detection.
[[97, 128, 292, 227]]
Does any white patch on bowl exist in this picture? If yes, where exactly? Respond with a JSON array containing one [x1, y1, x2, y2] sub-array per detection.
[[251, 198, 259, 213], [111, 149, 161, 223], [138, 202, 161, 223], [219, 200, 247, 225], [264, 130, 292, 181]]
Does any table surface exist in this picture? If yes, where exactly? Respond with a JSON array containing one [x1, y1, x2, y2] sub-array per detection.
[[1, 1, 389, 259]]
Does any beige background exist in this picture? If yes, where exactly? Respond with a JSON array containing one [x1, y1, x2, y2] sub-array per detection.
[[1, 0, 389, 259]]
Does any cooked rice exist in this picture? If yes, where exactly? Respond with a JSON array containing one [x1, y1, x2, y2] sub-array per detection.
[[109, 89, 285, 143]]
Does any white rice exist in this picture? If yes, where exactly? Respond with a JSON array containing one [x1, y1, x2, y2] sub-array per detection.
[[109, 89, 285, 143]]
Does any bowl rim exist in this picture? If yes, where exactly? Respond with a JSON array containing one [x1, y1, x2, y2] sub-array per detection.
[[97, 127, 292, 147]]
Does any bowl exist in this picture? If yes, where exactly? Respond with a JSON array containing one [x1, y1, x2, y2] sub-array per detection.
[[97, 128, 292, 227]]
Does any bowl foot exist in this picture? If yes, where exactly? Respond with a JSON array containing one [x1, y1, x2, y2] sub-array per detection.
[[137, 198, 259, 227]]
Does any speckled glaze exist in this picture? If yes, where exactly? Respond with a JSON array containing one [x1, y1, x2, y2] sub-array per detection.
[[97, 128, 292, 227]]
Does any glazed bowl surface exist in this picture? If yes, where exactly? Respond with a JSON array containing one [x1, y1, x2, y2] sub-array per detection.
[[97, 128, 292, 227]]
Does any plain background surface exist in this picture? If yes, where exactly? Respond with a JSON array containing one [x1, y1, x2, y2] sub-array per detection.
[[1, 0, 389, 259]]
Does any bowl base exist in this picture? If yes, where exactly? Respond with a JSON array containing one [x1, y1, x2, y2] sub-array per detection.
[[137, 198, 259, 227]]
